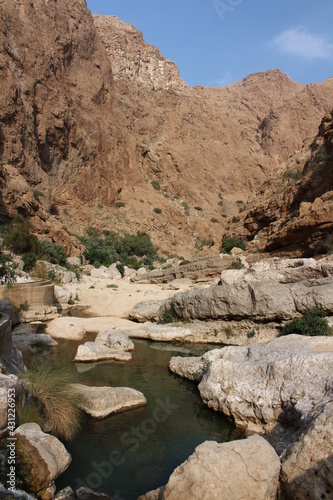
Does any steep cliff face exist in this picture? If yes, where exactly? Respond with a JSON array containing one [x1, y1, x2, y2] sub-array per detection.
[[226, 111, 333, 256], [0, 0, 128, 253], [0, 2, 333, 256]]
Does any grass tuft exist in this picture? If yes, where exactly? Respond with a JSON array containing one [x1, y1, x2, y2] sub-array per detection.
[[19, 361, 83, 441]]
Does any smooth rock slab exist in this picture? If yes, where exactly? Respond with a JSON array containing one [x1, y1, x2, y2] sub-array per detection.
[[163, 435, 280, 500], [73, 384, 147, 418], [74, 342, 132, 362], [14, 423, 71, 500], [95, 330, 134, 351]]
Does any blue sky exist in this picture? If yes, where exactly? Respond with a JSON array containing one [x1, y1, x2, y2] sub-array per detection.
[[86, 0, 333, 87]]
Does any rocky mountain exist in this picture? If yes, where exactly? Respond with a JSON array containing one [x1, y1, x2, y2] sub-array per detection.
[[226, 110, 333, 256], [0, 0, 333, 257]]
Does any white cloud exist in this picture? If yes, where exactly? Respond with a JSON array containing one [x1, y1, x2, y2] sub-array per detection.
[[272, 27, 333, 60]]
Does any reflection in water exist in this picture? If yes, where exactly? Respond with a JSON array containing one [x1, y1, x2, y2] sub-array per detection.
[[27, 337, 242, 499]]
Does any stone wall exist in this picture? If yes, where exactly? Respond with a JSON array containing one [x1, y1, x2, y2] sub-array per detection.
[[0, 280, 54, 309]]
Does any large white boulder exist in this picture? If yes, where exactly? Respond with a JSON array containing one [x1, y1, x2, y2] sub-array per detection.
[[163, 436, 280, 500], [14, 423, 71, 500]]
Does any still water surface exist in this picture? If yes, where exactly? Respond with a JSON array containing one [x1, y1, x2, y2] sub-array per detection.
[[27, 338, 242, 499]]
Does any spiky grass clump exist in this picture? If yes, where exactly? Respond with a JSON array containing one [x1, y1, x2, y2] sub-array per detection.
[[16, 401, 44, 428], [20, 361, 83, 441]]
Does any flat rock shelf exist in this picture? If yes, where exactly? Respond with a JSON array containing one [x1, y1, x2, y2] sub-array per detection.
[[25, 336, 242, 499]]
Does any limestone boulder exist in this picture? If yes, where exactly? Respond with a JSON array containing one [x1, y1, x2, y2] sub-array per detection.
[[197, 335, 333, 434], [54, 286, 73, 305], [0, 300, 19, 325], [73, 384, 147, 418], [90, 263, 122, 280], [169, 356, 208, 382], [95, 330, 134, 351], [0, 312, 25, 375], [74, 342, 132, 362], [0, 375, 27, 433], [128, 299, 170, 322], [280, 399, 333, 499], [12, 324, 57, 353], [171, 278, 333, 321], [163, 436, 280, 500], [14, 423, 71, 500], [221, 256, 333, 285]]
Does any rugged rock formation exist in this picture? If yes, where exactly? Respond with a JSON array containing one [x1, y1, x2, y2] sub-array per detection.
[[163, 436, 280, 500], [14, 423, 71, 500], [73, 384, 147, 418], [170, 256, 333, 322], [1, 1, 333, 256], [0, 0, 127, 255], [227, 111, 333, 256], [169, 335, 333, 500]]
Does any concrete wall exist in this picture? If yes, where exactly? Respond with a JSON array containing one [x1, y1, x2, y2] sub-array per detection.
[[0, 280, 55, 309]]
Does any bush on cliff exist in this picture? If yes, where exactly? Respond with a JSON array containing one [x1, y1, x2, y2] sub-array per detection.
[[220, 235, 246, 254], [281, 307, 332, 337], [4, 215, 40, 255]]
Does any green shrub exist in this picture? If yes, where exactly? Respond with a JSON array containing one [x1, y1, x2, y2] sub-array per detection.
[[114, 201, 126, 208], [229, 261, 244, 270], [158, 306, 179, 324], [40, 241, 67, 266], [281, 307, 332, 337], [32, 189, 44, 198], [19, 301, 29, 312], [220, 235, 246, 254], [151, 180, 161, 191], [19, 361, 83, 441], [182, 201, 190, 216], [22, 252, 37, 272], [116, 262, 125, 277], [4, 215, 40, 255], [81, 230, 158, 270], [283, 169, 302, 181], [0, 252, 17, 285]]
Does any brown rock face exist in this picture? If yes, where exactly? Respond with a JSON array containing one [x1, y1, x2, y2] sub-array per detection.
[[1, 2, 333, 256], [0, 0, 127, 253], [227, 110, 333, 256]]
